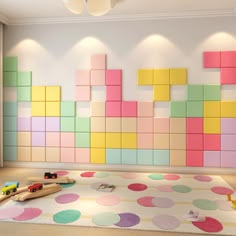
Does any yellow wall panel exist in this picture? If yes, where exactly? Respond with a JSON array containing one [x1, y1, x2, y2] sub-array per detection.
[[46, 102, 60, 116], [137, 69, 153, 85], [91, 148, 106, 164], [153, 85, 170, 101], [204, 118, 221, 134], [170, 68, 187, 85], [204, 101, 221, 117], [46, 86, 61, 102], [32, 102, 46, 117], [106, 133, 121, 148], [121, 133, 137, 148], [221, 101, 236, 117], [91, 132, 106, 148], [32, 86, 46, 101], [154, 69, 170, 85]]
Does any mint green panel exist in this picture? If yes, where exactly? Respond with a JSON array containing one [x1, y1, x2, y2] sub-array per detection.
[[3, 132, 17, 146], [3, 102, 18, 116], [154, 150, 170, 166], [137, 150, 153, 165], [17, 87, 31, 101], [61, 117, 75, 132], [61, 101, 76, 117], [3, 117, 17, 131], [187, 85, 204, 101], [3, 146, 17, 161], [187, 101, 203, 117], [122, 149, 137, 164], [76, 133, 90, 148], [76, 117, 90, 132], [204, 85, 221, 101], [170, 101, 187, 117], [3, 57, 18, 72], [17, 71, 32, 86], [106, 149, 122, 164], [3, 72, 17, 87]]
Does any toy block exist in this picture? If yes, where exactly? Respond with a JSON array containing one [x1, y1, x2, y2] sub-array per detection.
[[204, 151, 221, 167], [32, 86, 46, 101], [137, 69, 153, 85], [221, 51, 236, 67], [170, 101, 186, 117], [91, 117, 106, 132], [60, 148, 75, 163], [46, 132, 60, 147], [221, 118, 236, 134], [3, 72, 17, 87], [3, 116, 17, 131], [221, 101, 236, 117], [106, 101, 121, 117], [170, 134, 186, 150], [204, 85, 221, 101], [170, 68, 187, 85], [171, 85, 186, 101], [138, 101, 154, 117], [18, 117, 31, 131], [106, 85, 122, 101], [154, 118, 169, 133], [187, 101, 203, 117], [76, 133, 90, 148], [221, 135, 236, 151], [17, 87, 31, 101], [17, 132, 31, 146], [3, 146, 17, 161], [3, 131, 17, 146], [138, 133, 153, 149], [221, 151, 236, 167], [31, 132, 46, 147], [32, 117, 46, 131], [90, 148, 106, 164], [60, 132, 75, 148], [186, 134, 203, 150], [91, 132, 106, 148], [76, 117, 90, 132], [137, 117, 154, 133], [46, 86, 61, 102], [186, 150, 203, 166], [76, 148, 90, 163], [170, 118, 186, 134], [106, 133, 121, 148], [60, 101, 76, 117], [106, 70, 122, 85], [170, 150, 186, 166], [91, 101, 105, 117], [46, 102, 60, 117], [75, 70, 90, 85], [46, 117, 60, 132], [90, 70, 105, 85], [137, 150, 153, 165], [46, 147, 60, 162], [204, 118, 221, 134], [187, 85, 204, 101], [122, 101, 137, 117], [121, 133, 137, 149], [17, 147, 31, 162], [3, 57, 18, 71], [204, 134, 220, 150], [153, 150, 170, 166], [221, 68, 236, 84], [61, 117, 75, 132], [154, 69, 170, 85], [91, 54, 106, 70], [3, 87, 17, 101], [154, 134, 169, 149], [153, 85, 170, 101], [3, 102, 17, 116], [106, 118, 121, 132], [106, 149, 122, 164], [75, 86, 91, 101], [17, 71, 32, 86], [203, 51, 221, 68], [122, 118, 137, 132], [122, 149, 137, 165], [186, 118, 203, 134], [204, 101, 221, 117]]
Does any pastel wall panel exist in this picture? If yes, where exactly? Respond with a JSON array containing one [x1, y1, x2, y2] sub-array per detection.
[[137, 117, 153, 133], [221, 151, 236, 167], [186, 150, 203, 167], [106, 102, 121, 117], [91, 70, 105, 85], [60, 148, 75, 163], [122, 118, 137, 132], [46, 117, 60, 132], [18, 132, 31, 146], [75, 70, 90, 85], [170, 134, 186, 150], [187, 85, 204, 101], [186, 134, 203, 150], [46, 148, 60, 162], [221, 101, 236, 117], [106, 133, 121, 148], [75, 86, 91, 101], [154, 134, 169, 149], [61, 101, 76, 117], [204, 151, 221, 167], [170, 150, 186, 166], [221, 135, 236, 151], [76, 148, 90, 163], [137, 150, 153, 165], [18, 117, 31, 131], [170, 101, 187, 117], [221, 51, 236, 67], [46, 86, 61, 101], [153, 85, 170, 101], [186, 118, 203, 134], [17, 87, 31, 101], [138, 102, 154, 117], [122, 101, 137, 117], [76, 117, 90, 132], [3, 56, 18, 71], [170, 68, 187, 85], [106, 118, 121, 132], [3, 102, 17, 116], [153, 150, 170, 166], [32, 147, 45, 162], [61, 117, 75, 132], [154, 69, 169, 85], [46, 132, 60, 147], [106, 149, 122, 164], [91, 133, 106, 148], [3, 147, 17, 161], [203, 51, 221, 68], [17, 147, 31, 162], [32, 117, 46, 131], [32, 132, 45, 147], [32, 86, 46, 101], [3, 72, 17, 87], [106, 70, 122, 85], [90, 148, 106, 164], [3, 131, 17, 146], [3, 88, 17, 101], [76, 133, 90, 148], [121, 133, 137, 149], [61, 133, 75, 148], [122, 149, 137, 165], [204, 134, 221, 150], [137, 69, 153, 85], [221, 118, 236, 134], [91, 102, 105, 117], [138, 133, 153, 149], [106, 85, 121, 101], [46, 102, 60, 117], [91, 117, 105, 132], [17, 71, 32, 86], [187, 101, 203, 117], [204, 101, 221, 117], [204, 85, 221, 101], [154, 118, 170, 133], [91, 54, 106, 70], [221, 68, 236, 84], [3, 116, 17, 131], [204, 118, 221, 134], [170, 118, 186, 133], [31, 102, 45, 117]]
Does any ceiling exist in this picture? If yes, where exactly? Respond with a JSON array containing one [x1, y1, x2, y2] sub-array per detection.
[[0, 0, 236, 25]]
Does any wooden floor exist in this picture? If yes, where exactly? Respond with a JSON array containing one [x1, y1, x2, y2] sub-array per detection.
[[0, 167, 235, 236]]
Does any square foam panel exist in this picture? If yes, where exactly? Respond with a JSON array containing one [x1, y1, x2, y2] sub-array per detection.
[[75, 70, 90, 85], [170, 101, 187, 117], [170, 150, 186, 166], [138, 101, 154, 117], [154, 134, 169, 149], [46, 102, 60, 117], [3, 131, 17, 146], [3, 116, 17, 131], [60, 101, 76, 117], [221, 68, 236, 84], [154, 101, 170, 117], [76, 133, 90, 148], [17, 132, 31, 146], [186, 150, 203, 166], [204, 118, 221, 134], [170, 118, 186, 134], [106, 70, 122, 85], [60, 132, 75, 148], [204, 101, 221, 118], [46, 117, 60, 132], [170, 134, 186, 150], [106, 133, 121, 148], [32, 117, 46, 131], [76, 148, 90, 163], [17, 87, 31, 102], [90, 70, 106, 85], [204, 151, 221, 167], [221, 134, 236, 151], [221, 118, 236, 134], [170, 68, 187, 85], [46, 147, 60, 162], [91, 117, 106, 132], [171, 85, 187, 101], [221, 51, 236, 67], [154, 118, 170, 133], [187, 101, 203, 117], [76, 117, 90, 132], [90, 148, 106, 164], [91, 54, 106, 70], [203, 51, 221, 68], [153, 85, 170, 101], [186, 118, 203, 134], [154, 69, 170, 85], [31, 147, 45, 162], [137, 150, 153, 165], [32, 86, 46, 102], [121, 133, 137, 149], [122, 101, 137, 117], [221, 101, 236, 117], [91, 132, 106, 148], [221, 151, 236, 167], [91, 101, 105, 117], [3, 72, 17, 87], [204, 134, 220, 150], [31, 102, 46, 117], [137, 117, 154, 133], [137, 69, 153, 85], [75, 86, 91, 101], [106, 101, 121, 117], [32, 132, 46, 147], [46, 86, 61, 102], [17, 147, 31, 162], [18, 117, 31, 131], [106, 149, 122, 165], [3, 147, 17, 161], [153, 150, 170, 166], [187, 85, 204, 101], [106, 85, 122, 101], [3, 101, 18, 116], [60, 117, 75, 132], [17, 71, 32, 86], [60, 148, 75, 163], [3, 56, 17, 72], [121, 118, 137, 132], [3, 87, 17, 101], [106, 118, 121, 132], [186, 134, 203, 150], [122, 149, 137, 165], [46, 132, 60, 147], [138, 133, 153, 149], [18, 102, 31, 117], [204, 85, 221, 101]]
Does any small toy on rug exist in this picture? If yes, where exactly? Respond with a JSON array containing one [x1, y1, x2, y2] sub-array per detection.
[[96, 184, 116, 192], [226, 192, 236, 209], [183, 210, 206, 222], [44, 172, 57, 179]]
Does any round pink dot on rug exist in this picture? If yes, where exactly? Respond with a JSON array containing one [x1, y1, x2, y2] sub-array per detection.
[[121, 172, 138, 179], [194, 175, 212, 182], [0, 207, 24, 220], [13, 208, 42, 221], [192, 217, 223, 233], [152, 214, 180, 230], [55, 193, 80, 204], [128, 183, 147, 191], [80, 171, 96, 177], [157, 185, 173, 192], [152, 197, 175, 208], [96, 195, 121, 206], [55, 170, 69, 176], [211, 186, 234, 195], [215, 200, 235, 211], [137, 196, 156, 207], [164, 174, 180, 180]]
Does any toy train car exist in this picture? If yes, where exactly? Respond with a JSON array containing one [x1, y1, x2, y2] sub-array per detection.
[[4, 181, 20, 188], [28, 183, 43, 192], [44, 172, 57, 179], [2, 184, 18, 195]]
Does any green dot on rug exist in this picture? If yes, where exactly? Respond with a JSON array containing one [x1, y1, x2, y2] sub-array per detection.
[[193, 199, 218, 210], [92, 212, 120, 226], [149, 174, 164, 180], [172, 185, 192, 193], [53, 210, 81, 224]]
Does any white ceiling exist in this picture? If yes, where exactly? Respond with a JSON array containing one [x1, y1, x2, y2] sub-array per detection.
[[0, 0, 236, 25]]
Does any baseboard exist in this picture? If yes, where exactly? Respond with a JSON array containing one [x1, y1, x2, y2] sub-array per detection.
[[3, 161, 236, 175]]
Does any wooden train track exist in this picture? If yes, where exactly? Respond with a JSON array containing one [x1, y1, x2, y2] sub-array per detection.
[[27, 176, 76, 184]]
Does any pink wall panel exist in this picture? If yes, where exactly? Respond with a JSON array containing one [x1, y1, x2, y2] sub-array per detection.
[[106, 70, 122, 85], [186, 134, 203, 150], [61, 148, 75, 163], [46, 132, 60, 147], [90, 70, 105, 85], [204, 134, 221, 151], [221, 51, 236, 67], [32, 132, 45, 146], [186, 150, 203, 166], [220, 68, 236, 84], [76, 148, 90, 163], [106, 86, 122, 101], [122, 101, 137, 117], [203, 51, 221, 68], [91, 54, 106, 70], [138, 102, 154, 117], [221, 135, 236, 150], [154, 118, 170, 133], [106, 102, 121, 117], [61, 133, 75, 147], [18, 117, 31, 131], [221, 151, 236, 167], [186, 118, 203, 134], [138, 117, 154, 133], [221, 118, 236, 134], [75, 70, 90, 85], [138, 133, 153, 149], [32, 117, 46, 131]]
